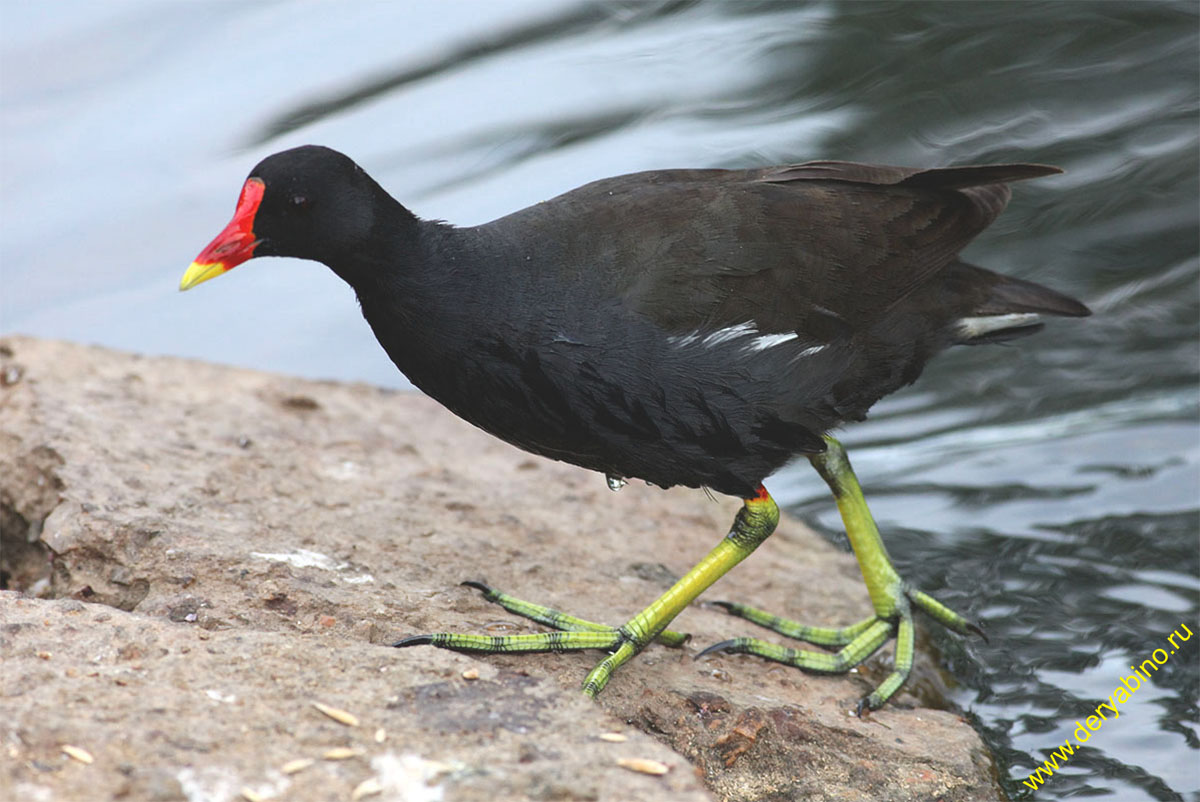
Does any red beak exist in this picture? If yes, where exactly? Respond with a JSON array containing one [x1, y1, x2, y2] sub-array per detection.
[[180, 178, 266, 290]]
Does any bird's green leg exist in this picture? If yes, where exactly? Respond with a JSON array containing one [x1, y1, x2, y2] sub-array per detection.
[[702, 436, 980, 714], [394, 487, 780, 697]]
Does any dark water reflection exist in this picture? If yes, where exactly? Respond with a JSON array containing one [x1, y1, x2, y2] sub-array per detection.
[[2, 1, 1196, 798]]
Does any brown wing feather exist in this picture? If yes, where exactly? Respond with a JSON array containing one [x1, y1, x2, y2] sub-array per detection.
[[758, 160, 1061, 189], [606, 161, 1061, 336]]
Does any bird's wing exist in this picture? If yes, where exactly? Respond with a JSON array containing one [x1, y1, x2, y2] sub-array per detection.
[[570, 161, 1062, 338]]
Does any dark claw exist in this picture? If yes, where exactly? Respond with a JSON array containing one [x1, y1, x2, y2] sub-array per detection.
[[967, 620, 989, 643], [695, 638, 742, 659], [854, 697, 873, 718], [460, 580, 492, 593], [391, 634, 435, 648], [707, 600, 736, 613]]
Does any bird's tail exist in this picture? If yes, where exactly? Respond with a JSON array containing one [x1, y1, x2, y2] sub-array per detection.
[[947, 261, 1090, 345]]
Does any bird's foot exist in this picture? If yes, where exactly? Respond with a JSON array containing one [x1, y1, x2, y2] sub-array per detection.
[[394, 488, 780, 698], [392, 581, 689, 697], [702, 583, 982, 714]]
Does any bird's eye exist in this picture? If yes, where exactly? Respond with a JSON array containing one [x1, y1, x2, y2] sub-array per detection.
[[290, 195, 310, 211]]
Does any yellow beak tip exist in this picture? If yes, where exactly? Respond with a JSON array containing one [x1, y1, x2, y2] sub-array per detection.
[[179, 261, 226, 292]]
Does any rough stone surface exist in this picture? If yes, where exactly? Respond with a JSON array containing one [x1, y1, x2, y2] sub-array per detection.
[[0, 335, 1002, 801]]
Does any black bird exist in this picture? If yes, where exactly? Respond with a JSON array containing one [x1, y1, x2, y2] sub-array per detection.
[[183, 146, 1089, 712]]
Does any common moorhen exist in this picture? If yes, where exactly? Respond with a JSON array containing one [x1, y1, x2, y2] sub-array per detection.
[[183, 145, 1089, 713]]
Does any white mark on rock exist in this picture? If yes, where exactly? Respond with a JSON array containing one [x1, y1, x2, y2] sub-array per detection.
[[362, 752, 456, 802], [177, 767, 240, 802], [250, 549, 374, 585], [250, 549, 346, 571]]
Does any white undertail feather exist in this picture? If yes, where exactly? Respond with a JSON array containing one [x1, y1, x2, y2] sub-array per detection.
[[956, 313, 1041, 339]]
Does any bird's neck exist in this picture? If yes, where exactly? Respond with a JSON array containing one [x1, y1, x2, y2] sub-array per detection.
[[336, 215, 502, 395]]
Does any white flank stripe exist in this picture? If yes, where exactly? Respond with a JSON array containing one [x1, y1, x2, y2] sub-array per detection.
[[669, 323, 825, 360], [748, 332, 801, 351], [666, 332, 699, 347], [667, 322, 754, 348], [701, 322, 756, 346]]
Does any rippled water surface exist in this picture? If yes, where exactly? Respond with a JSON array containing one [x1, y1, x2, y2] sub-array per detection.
[[3, 2, 1196, 798]]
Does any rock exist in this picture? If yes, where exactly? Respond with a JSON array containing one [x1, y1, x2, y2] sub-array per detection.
[[0, 335, 1002, 801]]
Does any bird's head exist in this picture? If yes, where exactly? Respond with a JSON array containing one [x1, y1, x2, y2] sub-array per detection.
[[181, 145, 386, 290]]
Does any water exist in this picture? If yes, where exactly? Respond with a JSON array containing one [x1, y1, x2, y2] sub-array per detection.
[[2, 2, 1196, 798]]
